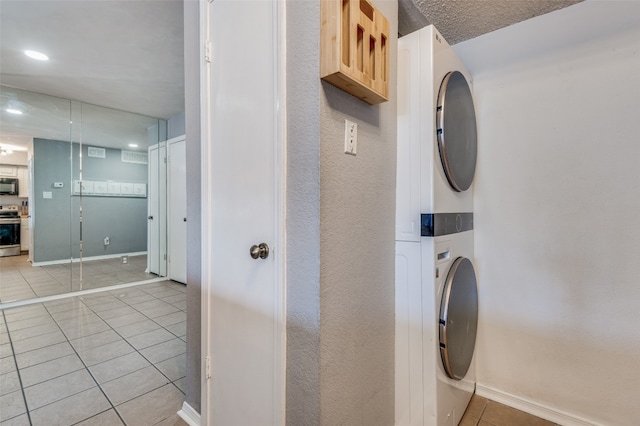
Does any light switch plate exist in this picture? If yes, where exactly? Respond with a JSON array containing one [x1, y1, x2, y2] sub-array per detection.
[[344, 119, 357, 155]]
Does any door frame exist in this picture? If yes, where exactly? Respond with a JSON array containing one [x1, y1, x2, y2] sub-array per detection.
[[199, 0, 287, 424]]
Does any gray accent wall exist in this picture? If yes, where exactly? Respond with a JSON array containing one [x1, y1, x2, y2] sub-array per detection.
[[183, 0, 201, 413], [168, 112, 186, 139], [287, 1, 397, 424], [33, 138, 147, 263]]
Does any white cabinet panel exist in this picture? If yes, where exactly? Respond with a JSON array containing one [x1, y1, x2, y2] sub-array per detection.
[[17, 166, 29, 198]]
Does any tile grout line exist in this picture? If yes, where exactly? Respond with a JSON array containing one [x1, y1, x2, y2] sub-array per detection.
[[82, 284, 187, 396], [1, 308, 34, 426], [2, 281, 187, 425], [41, 298, 128, 426]]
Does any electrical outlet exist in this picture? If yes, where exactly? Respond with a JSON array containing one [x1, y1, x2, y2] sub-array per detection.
[[344, 119, 357, 155], [104, 237, 109, 245], [121, 255, 128, 265]]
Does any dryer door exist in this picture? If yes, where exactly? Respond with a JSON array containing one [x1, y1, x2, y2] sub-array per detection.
[[439, 256, 478, 380], [436, 71, 477, 192]]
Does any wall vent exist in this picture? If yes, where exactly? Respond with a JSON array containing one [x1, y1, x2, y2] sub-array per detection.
[[121, 150, 148, 164], [88, 147, 106, 158]]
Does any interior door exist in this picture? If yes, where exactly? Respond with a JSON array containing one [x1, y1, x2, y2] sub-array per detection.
[[147, 142, 167, 276], [168, 136, 186, 284], [203, 1, 284, 424]]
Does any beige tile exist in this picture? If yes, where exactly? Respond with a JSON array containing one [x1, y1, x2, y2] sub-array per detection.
[[3, 305, 49, 322], [8, 322, 60, 341], [101, 365, 169, 405], [89, 351, 150, 384], [11, 329, 66, 354], [116, 384, 184, 426], [76, 339, 135, 366], [59, 321, 111, 340], [165, 321, 186, 338], [0, 342, 12, 359], [127, 328, 176, 350], [482, 401, 556, 426], [0, 356, 16, 375], [0, 413, 30, 425], [74, 409, 124, 426], [139, 338, 186, 364], [173, 378, 186, 394], [153, 414, 189, 426], [15, 341, 74, 369], [23, 369, 96, 410], [153, 311, 186, 327], [29, 387, 111, 426], [19, 353, 85, 387], [155, 353, 186, 381], [103, 312, 148, 328], [6, 315, 55, 332], [464, 394, 488, 418], [114, 319, 160, 338], [0, 371, 21, 397], [70, 329, 122, 352], [0, 390, 26, 422], [459, 415, 479, 426], [95, 305, 138, 320]]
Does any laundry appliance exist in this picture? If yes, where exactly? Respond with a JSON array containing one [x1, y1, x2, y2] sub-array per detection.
[[395, 25, 479, 426]]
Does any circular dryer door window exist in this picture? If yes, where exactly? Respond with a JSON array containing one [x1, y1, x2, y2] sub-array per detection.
[[436, 71, 477, 192], [439, 256, 478, 380]]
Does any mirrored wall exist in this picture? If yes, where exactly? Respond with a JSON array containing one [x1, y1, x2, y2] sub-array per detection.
[[0, 85, 169, 303]]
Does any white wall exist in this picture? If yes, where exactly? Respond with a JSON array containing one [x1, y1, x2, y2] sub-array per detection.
[[454, 2, 640, 425]]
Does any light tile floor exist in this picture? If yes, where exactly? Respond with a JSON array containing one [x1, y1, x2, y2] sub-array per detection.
[[0, 255, 156, 304], [461, 394, 558, 426], [0, 281, 188, 425]]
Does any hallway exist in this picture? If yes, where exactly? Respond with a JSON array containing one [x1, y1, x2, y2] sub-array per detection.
[[0, 281, 187, 425]]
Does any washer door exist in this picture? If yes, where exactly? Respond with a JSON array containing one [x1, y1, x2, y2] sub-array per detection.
[[436, 71, 477, 192], [439, 256, 478, 380]]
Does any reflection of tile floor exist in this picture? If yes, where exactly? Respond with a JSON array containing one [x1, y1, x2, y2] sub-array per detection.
[[0, 255, 157, 303], [0, 281, 188, 425], [461, 394, 557, 426]]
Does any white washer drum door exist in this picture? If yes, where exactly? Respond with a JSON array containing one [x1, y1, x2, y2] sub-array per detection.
[[436, 71, 477, 192], [439, 256, 478, 380]]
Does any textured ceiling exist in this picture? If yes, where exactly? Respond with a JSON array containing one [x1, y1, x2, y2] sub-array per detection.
[[399, 0, 584, 44]]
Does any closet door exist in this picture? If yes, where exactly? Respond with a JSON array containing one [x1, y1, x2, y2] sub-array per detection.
[[168, 136, 186, 284]]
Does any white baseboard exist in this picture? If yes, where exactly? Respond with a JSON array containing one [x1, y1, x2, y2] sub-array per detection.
[[178, 401, 201, 426], [476, 384, 604, 426], [32, 251, 147, 266]]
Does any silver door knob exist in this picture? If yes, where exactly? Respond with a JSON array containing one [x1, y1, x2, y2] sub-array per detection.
[[250, 243, 270, 259]]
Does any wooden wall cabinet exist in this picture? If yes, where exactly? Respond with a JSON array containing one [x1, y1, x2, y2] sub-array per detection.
[[321, 0, 390, 105]]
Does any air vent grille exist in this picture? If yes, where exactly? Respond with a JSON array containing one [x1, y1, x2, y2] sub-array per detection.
[[121, 150, 148, 164], [87, 147, 106, 158]]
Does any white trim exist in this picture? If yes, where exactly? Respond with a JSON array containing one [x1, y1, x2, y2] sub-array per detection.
[[0, 277, 167, 310], [199, 0, 212, 425], [31, 251, 147, 267], [476, 384, 606, 426], [177, 401, 201, 426], [274, 0, 287, 423]]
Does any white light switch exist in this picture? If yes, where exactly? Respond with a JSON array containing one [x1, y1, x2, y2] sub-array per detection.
[[344, 119, 357, 156]]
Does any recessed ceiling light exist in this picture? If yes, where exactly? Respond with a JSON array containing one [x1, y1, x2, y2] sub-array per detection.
[[6, 108, 23, 115], [128, 144, 138, 148], [24, 50, 49, 61]]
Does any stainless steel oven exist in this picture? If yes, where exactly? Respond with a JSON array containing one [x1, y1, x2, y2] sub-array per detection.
[[0, 205, 21, 257]]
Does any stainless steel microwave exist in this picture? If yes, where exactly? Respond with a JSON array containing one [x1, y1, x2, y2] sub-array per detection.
[[0, 178, 18, 195]]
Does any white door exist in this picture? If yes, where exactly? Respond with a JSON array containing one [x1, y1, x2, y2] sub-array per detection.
[[202, 1, 285, 425], [147, 143, 167, 276], [168, 136, 187, 284]]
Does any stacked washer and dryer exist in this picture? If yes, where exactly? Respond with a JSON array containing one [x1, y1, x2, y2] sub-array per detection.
[[395, 26, 479, 426]]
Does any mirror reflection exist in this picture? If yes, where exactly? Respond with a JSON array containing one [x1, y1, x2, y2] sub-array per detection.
[[0, 85, 169, 303]]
